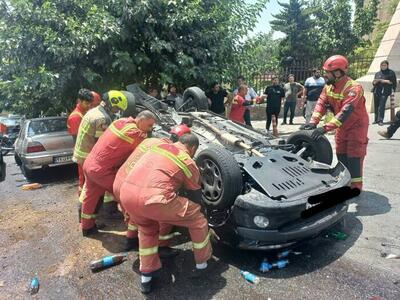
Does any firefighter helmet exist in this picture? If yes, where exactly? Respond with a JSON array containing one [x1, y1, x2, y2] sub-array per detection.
[[170, 124, 191, 142], [103, 90, 128, 111], [323, 55, 349, 73]]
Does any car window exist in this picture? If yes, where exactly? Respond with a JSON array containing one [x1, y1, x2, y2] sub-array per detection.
[[27, 118, 67, 137], [0, 118, 20, 126]]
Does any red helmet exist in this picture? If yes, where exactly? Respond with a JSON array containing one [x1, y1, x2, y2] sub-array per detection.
[[323, 55, 349, 73], [90, 91, 101, 108], [170, 124, 191, 137]]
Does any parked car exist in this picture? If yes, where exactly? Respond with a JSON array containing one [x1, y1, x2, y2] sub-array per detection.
[[0, 147, 5, 182], [126, 84, 355, 250], [0, 115, 22, 155], [14, 117, 74, 178]]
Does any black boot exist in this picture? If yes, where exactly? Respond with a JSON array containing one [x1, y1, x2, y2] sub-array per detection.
[[140, 279, 154, 294], [124, 237, 139, 251], [82, 225, 99, 237]]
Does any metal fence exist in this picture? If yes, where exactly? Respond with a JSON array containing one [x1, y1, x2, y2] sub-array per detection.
[[239, 54, 375, 94]]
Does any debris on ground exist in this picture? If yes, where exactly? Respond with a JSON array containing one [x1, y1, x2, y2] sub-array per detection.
[[384, 254, 400, 259], [29, 276, 40, 295], [240, 270, 259, 284], [22, 183, 42, 190], [90, 253, 128, 272], [260, 259, 289, 273], [326, 230, 348, 240], [0, 280, 4, 287]]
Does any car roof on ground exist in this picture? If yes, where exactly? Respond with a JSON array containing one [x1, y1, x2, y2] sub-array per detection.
[[28, 116, 67, 121]]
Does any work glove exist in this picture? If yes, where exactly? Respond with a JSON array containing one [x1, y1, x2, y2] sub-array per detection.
[[303, 123, 316, 130], [311, 127, 326, 140]]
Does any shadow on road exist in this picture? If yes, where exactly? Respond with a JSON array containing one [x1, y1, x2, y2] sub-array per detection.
[[131, 250, 228, 300], [349, 190, 391, 217]]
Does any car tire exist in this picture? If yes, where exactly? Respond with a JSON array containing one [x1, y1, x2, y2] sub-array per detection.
[[22, 163, 34, 179], [14, 153, 22, 166], [287, 130, 333, 165], [177, 87, 208, 112], [196, 146, 242, 209]]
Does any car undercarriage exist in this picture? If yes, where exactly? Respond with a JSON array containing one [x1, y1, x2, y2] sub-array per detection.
[[126, 84, 355, 250]]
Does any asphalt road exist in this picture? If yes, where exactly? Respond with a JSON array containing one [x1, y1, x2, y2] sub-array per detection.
[[0, 118, 399, 300]]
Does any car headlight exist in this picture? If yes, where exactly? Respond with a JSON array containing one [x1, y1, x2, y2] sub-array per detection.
[[253, 216, 269, 228]]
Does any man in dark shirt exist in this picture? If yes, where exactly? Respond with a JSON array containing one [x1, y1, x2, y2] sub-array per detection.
[[263, 77, 285, 132], [302, 68, 326, 124], [206, 82, 229, 115]]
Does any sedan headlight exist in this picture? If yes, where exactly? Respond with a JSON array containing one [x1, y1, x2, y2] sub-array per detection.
[[253, 216, 269, 228]]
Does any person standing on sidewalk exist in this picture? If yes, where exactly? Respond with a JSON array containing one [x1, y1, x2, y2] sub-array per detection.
[[263, 77, 285, 132], [372, 60, 397, 125], [282, 74, 303, 125], [206, 82, 229, 116], [233, 76, 258, 126], [302, 68, 325, 125]]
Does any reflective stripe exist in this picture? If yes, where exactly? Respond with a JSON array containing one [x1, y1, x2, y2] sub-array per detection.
[[159, 232, 181, 241], [74, 148, 89, 160], [351, 177, 363, 183], [139, 144, 150, 152], [192, 232, 210, 250], [103, 193, 114, 203], [70, 111, 83, 118], [108, 122, 135, 144], [79, 185, 87, 203], [326, 80, 357, 101], [150, 145, 192, 178], [81, 212, 97, 219], [139, 246, 158, 256], [128, 224, 138, 231], [312, 112, 322, 119], [95, 130, 104, 138], [329, 117, 342, 127]]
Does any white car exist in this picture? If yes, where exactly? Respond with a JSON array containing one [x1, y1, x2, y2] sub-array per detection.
[[14, 117, 74, 178]]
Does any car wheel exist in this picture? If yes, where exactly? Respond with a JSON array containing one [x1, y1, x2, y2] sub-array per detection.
[[286, 130, 333, 165], [196, 146, 242, 209], [22, 163, 34, 179], [176, 87, 208, 112], [14, 153, 22, 166]]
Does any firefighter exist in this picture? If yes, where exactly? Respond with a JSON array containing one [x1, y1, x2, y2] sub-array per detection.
[[113, 124, 192, 251], [74, 90, 131, 222], [304, 55, 369, 191], [119, 133, 212, 294], [80, 110, 157, 236], [67, 89, 100, 195]]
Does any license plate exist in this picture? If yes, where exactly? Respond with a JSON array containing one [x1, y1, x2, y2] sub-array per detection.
[[53, 156, 72, 163]]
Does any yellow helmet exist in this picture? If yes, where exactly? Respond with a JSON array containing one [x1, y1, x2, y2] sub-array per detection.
[[105, 90, 128, 111]]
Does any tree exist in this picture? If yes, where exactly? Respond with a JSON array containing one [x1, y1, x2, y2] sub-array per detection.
[[0, 0, 268, 116], [270, 0, 316, 61], [310, 0, 378, 57]]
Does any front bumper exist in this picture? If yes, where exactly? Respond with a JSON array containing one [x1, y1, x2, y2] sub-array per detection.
[[223, 161, 353, 250], [21, 151, 74, 170], [235, 203, 348, 250]]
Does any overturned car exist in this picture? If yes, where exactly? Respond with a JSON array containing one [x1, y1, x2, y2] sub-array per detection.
[[125, 84, 356, 250]]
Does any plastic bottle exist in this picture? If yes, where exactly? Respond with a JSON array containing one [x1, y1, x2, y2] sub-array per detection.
[[29, 275, 40, 295], [277, 250, 291, 259], [90, 253, 127, 272], [240, 270, 260, 284], [259, 259, 289, 273]]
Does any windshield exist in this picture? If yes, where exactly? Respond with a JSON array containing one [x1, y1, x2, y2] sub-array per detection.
[[28, 118, 67, 137]]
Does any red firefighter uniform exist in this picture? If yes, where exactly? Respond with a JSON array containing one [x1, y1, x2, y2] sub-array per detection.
[[67, 103, 86, 193], [119, 142, 211, 275], [113, 137, 170, 239], [80, 117, 148, 230], [310, 76, 369, 190]]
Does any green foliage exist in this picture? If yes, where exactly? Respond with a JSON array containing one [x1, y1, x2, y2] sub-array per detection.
[[270, 0, 316, 60], [0, 0, 268, 117], [270, 0, 378, 63]]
